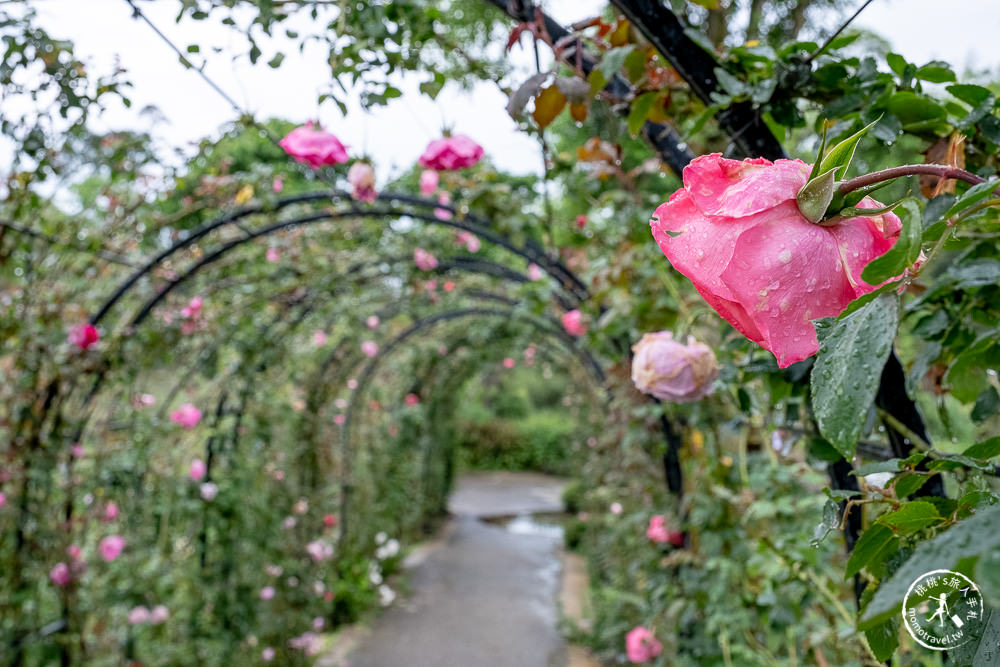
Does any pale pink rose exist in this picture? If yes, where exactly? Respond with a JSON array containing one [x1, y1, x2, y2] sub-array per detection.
[[434, 192, 453, 220], [266, 247, 281, 263], [50, 562, 71, 586], [103, 501, 119, 521], [266, 564, 283, 577], [180, 296, 202, 319], [424, 280, 437, 292], [99, 535, 125, 562], [189, 459, 207, 482], [332, 399, 347, 411], [150, 605, 169, 624], [279, 122, 348, 169], [272, 177, 283, 193], [561, 310, 586, 337], [128, 606, 150, 625], [293, 499, 308, 515], [313, 616, 325, 630], [200, 482, 219, 501], [528, 263, 544, 281], [71, 444, 86, 459], [625, 626, 663, 663], [262, 647, 275, 662], [651, 153, 901, 368], [170, 403, 202, 429], [414, 248, 438, 271], [180, 320, 197, 335], [306, 540, 333, 562], [361, 341, 378, 358], [67, 544, 82, 560], [502, 358, 515, 369], [404, 393, 420, 406], [455, 231, 481, 253], [313, 330, 327, 346], [282, 516, 296, 530], [260, 586, 275, 600], [347, 162, 377, 203], [68, 323, 99, 351], [273, 470, 285, 482], [286, 576, 299, 588], [0, 491, 6, 507], [366, 315, 380, 329], [136, 393, 156, 407], [631, 332, 718, 403], [347, 379, 358, 390], [418, 134, 484, 170], [610, 502, 623, 515], [419, 169, 439, 196]]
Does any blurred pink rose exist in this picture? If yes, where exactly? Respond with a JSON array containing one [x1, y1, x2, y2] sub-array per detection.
[[279, 122, 348, 168], [455, 231, 481, 253], [306, 540, 333, 562], [576, 214, 587, 229], [200, 482, 219, 501], [150, 605, 169, 624], [260, 586, 275, 600], [414, 248, 438, 271], [313, 616, 325, 630], [361, 341, 378, 358], [404, 393, 420, 406], [324, 514, 338, 527], [189, 459, 207, 482], [334, 414, 346, 425], [68, 323, 99, 351], [50, 562, 71, 586], [135, 393, 156, 408], [610, 502, 623, 515], [313, 330, 327, 346], [99, 535, 125, 562], [625, 626, 662, 663], [561, 310, 586, 337], [71, 444, 86, 459], [631, 332, 718, 403], [103, 501, 119, 521], [266, 247, 281, 263], [0, 491, 6, 507], [444, 281, 455, 292], [170, 403, 202, 429], [180, 296, 202, 319], [347, 378, 358, 390], [419, 169, 439, 196], [434, 192, 453, 220], [348, 161, 377, 203], [366, 315, 380, 329], [67, 544, 82, 560], [502, 358, 515, 369], [646, 515, 683, 547], [262, 647, 275, 662], [651, 153, 901, 368], [334, 398, 348, 409], [528, 264, 544, 281], [418, 134, 484, 170], [272, 177, 283, 193], [128, 606, 150, 625]]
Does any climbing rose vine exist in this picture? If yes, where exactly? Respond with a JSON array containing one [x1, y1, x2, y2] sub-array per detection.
[[631, 331, 718, 403], [650, 154, 901, 367]]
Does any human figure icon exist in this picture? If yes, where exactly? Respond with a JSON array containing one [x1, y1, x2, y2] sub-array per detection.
[[927, 593, 950, 627]]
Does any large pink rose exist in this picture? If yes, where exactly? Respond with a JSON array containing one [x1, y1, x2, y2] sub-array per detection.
[[631, 332, 718, 403], [625, 626, 663, 663], [68, 323, 99, 351], [418, 134, 484, 170], [651, 153, 901, 368], [279, 122, 348, 169], [347, 162, 377, 203]]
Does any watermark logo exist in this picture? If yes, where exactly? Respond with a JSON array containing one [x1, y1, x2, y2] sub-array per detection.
[[902, 569, 985, 651]]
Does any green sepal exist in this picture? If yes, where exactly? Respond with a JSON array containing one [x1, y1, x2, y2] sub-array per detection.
[[796, 169, 837, 223], [818, 116, 882, 180]]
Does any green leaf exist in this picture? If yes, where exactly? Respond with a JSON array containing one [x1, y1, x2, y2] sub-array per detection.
[[948, 83, 993, 106], [714, 67, 749, 97], [864, 618, 899, 662], [945, 329, 999, 401], [186, 44, 200, 54], [598, 46, 635, 84], [976, 551, 1000, 607], [846, 524, 898, 579], [887, 92, 947, 129], [860, 199, 922, 283], [893, 473, 930, 498], [947, 608, 1000, 667], [886, 53, 907, 77], [796, 169, 837, 223], [860, 503, 1000, 629], [628, 91, 658, 136], [818, 116, 881, 180], [964, 437, 1000, 460], [837, 282, 901, 319], [916, 62, 956, 83], [948, 258, 1000, 289], [267, 52, 285, 68], [876, 501, 941, 535], [811, 293, 899, 459], [941, 179, 1000, 219]]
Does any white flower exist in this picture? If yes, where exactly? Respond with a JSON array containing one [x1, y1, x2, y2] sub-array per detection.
[[306, 540, 334, 562], [375, 531, 388, 545], [282, 516, 296, 530], [200, 482, 219, 501], [378, 584, 396, 606], [376, 539, 400, 560]]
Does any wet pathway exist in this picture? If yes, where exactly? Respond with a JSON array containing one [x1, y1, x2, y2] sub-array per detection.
[[341, 471, 570, 667]]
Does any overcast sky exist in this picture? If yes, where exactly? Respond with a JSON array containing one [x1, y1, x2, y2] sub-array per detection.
[[21, 0, 1000, 181]]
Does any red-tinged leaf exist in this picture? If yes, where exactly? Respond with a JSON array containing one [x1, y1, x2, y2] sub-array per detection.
[[570, 103, 588, 123], [608, 19, 630, 47]]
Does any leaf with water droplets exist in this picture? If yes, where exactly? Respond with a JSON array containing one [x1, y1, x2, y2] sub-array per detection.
[[811, 292, 899, 459]]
